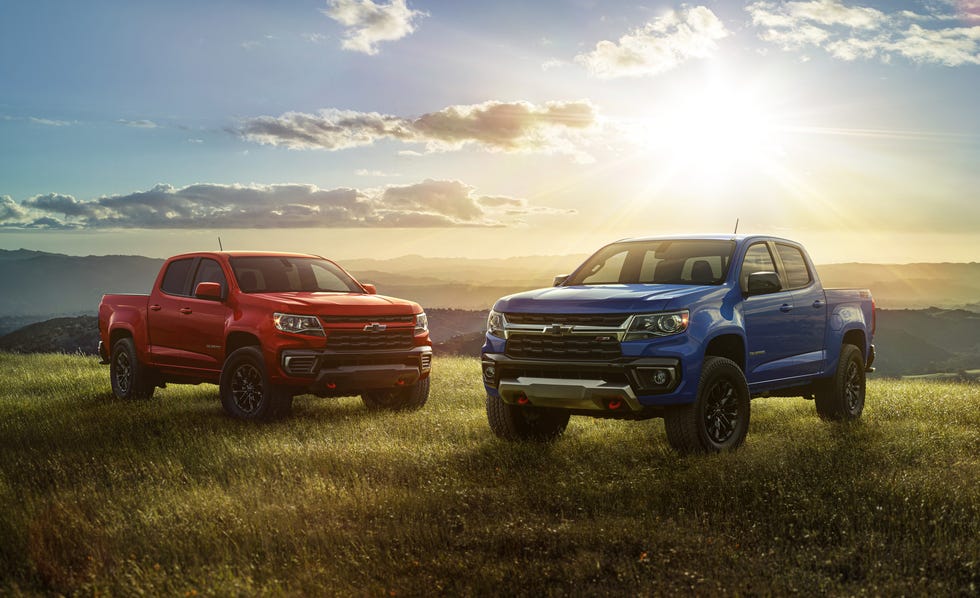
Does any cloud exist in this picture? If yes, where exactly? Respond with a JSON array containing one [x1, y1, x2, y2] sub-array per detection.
[[239, 100, 598, 160], [240, 109, 413, 150], [27, 117, 72, 127], [575, 6, 729, 78], [118, 119, 159, 128], [0, 195, 25, 220], [747, 1, 980, 66], [322, 0, 425, 55], [0, 180, 565, 230], [23, 193, 97, 218]]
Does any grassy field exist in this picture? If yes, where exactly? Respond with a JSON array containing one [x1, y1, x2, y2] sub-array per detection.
[[0, 353, 977, 596]]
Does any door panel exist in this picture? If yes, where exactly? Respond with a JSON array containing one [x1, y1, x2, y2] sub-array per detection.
[[744, 291, 797, 382], [775, 243, 827, 375], [148, 258, 230, 371], [740, 242, 797, 383]]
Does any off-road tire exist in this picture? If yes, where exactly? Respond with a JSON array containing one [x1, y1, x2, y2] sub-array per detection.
[[219, 346, 292, 420], [815, 344, 865, 421], [664, 356, 750, 454], [361, 376, 430, 411], [109, 337, 156, 400], [486, 392, 570, 442]]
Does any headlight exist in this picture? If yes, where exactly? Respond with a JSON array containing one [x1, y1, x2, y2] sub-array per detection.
[[625, 310, 689, 340], [273, 313, 324, 336], [487, 310, 505, 337], [415, 312, 428, 335]]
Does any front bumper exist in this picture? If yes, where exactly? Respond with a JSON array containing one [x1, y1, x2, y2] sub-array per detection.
[[277, 346, 432, 394], [482, 353, 681, 413]]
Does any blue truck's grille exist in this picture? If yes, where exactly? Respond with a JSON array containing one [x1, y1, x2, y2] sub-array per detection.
[[327, 330, 415, 351], [505, 334, 622, 360], [504, 313, 627, 327]]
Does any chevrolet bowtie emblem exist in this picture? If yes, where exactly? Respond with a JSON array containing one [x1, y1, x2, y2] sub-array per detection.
[[364, 322, 387, 333], [548, 324, 570, 335]]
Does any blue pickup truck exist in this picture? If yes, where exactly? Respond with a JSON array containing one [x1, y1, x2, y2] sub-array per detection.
[[481, 235, 876, 454]]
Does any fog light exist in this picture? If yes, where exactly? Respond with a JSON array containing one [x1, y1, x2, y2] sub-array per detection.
[[483, 364, 496, 381], [635, 366, 676, 390]]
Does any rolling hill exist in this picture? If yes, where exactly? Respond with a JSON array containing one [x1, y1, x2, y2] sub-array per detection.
[[1, 248, 979, 376]]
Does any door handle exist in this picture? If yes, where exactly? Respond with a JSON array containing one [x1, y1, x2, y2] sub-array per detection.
[[779, 303, 792, 313], [812, 300, 824, 309], [179, 307, 193, 315], [149, 304, 162, 311]]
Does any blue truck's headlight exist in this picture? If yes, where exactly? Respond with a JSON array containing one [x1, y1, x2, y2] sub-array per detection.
[[415, 312, 428, 335], [273, 313, 325, 336], [487, 310, 505, 337], [625, 310, 689, 340]]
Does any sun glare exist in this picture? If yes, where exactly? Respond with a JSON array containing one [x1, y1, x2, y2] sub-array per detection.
[[635, 79, 785, 188]]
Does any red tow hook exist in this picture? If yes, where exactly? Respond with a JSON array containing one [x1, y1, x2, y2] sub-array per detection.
[[326, 382, 337, 390], [516, 392, 530, 405], [607, 398, 623, 410]]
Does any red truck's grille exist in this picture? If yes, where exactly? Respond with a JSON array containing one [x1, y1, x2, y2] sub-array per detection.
[[320, 314, 414, 324], [505, 334, 622, 360], [327, 330, 415, 351], [504, 313, 627, 327]]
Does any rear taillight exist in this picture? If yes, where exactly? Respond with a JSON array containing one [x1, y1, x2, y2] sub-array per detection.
[[871, 298, 876, 335]]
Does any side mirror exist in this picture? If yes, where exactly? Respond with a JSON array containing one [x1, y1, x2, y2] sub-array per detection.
[[746, 272, 782, 296], [195, 281, 224, 301], [362, 283, 378, 295], [553, 274, 569, 287]]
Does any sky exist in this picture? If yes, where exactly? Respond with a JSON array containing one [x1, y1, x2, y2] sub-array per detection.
[[1, 0, 978, 264]]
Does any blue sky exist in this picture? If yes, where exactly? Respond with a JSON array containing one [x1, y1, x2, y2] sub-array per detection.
[[1, 0, 978, 263]]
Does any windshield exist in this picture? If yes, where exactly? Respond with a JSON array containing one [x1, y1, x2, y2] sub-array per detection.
[[230, 257, 363, 293], [566, 239, 735, 286]]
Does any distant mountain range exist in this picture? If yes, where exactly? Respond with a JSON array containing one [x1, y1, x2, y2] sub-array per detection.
[[2, 306, 977, 378], [2, 248, 980, 322], [2, 248, 979, 377]]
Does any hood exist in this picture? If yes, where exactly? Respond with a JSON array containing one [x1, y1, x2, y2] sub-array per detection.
[[242, 291, 421, 315], [493, 284, 719, 314]]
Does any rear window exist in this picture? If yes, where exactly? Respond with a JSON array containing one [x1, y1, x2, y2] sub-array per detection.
[[775, 243, 812, 289], [160, 258, 194, 295]]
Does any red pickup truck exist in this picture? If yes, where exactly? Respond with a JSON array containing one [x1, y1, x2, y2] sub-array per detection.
[[98, 251, 432, 419]]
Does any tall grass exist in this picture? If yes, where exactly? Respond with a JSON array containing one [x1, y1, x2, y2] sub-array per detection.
[[0, 353, 977, 595]]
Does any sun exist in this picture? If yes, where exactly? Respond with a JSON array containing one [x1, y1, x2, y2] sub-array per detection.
[[634, 77, 786, 187]]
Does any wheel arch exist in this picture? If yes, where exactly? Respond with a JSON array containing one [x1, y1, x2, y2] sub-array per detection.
[[109, 326, 133, 347], [703, 333, 746, 372], [226, 331, 261, 358], [841, 328, 867, 360]]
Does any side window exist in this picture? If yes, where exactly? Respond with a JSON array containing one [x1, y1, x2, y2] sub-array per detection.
[[775, 244, 811, 289], [192, 259, 228, 295], [160, 258, 194, 296], [581, 249, 628, 284], [740, 243, 777, 292]]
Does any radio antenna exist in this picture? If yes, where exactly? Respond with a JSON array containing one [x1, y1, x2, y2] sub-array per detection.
[[733, 218, 739, 234], [218, 236, 224, 251]]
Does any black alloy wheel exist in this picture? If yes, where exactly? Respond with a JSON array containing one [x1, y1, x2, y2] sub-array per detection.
[[703, 377, 740, 445], [231, 362, 264, 415]]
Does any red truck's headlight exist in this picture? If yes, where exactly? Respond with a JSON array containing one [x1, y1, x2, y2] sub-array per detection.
[[273, 313, 325, 336], [415, 312, 428, 335]]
